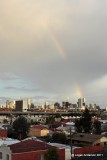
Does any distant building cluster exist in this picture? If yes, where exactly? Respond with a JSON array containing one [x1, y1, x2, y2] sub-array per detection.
[[3, 99, 31, 112], [0, 97, 101, 112]]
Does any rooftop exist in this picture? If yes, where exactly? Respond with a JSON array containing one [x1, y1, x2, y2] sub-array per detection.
[[31, 125, 48, 130], [9, 139, 51, 153], [0, 138, 20, 146], [72, 133, 105, 143]]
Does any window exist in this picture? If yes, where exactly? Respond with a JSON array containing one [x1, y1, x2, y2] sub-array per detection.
[[6, 154, 9, 160], [0, 152, 2, 159]]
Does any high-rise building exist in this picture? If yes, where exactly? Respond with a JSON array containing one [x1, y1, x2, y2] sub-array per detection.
[[27, 98, 31, 109], [77, 98, 86, 108], [15, 99, 30, 112]]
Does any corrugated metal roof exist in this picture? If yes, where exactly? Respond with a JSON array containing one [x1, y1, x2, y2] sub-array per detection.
[[0, 138, 20, 146]]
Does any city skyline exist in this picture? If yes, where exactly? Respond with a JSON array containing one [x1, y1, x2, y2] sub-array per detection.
[[0, 1, 107, 107]]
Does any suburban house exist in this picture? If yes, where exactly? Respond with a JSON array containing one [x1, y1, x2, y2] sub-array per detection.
[[0, 129, 7, 138], [71, 133, 107, 147], [0, 139, 65, 160], [28, 125, 49, 137]]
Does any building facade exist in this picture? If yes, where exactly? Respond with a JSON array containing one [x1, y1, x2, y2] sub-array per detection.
[[0, 139, 65, 160], [15, 99, 31, 112]]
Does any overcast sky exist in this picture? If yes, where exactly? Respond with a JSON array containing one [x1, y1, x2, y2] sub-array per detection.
[[0, 0, 107, 107]]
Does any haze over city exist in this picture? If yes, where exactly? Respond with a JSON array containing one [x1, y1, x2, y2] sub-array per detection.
[[0, 0, 107, 107]]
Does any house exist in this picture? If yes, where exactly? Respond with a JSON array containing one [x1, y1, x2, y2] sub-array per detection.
[[28, 125, 49, 137], [48, 143, 71, 160], [0, 129, 7, 138], [0, 144, 12, 160], [71, 133, 107, 147], [48, 143, 81, 160], [0, 139, 65, 160]]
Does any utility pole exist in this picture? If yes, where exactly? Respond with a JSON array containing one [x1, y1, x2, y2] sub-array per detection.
[[70, 127, 72, 160], [70, 127, 75, 160]]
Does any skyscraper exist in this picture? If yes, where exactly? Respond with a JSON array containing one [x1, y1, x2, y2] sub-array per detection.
[[15, 99, 30, 112], [77, 98, 86, 108]]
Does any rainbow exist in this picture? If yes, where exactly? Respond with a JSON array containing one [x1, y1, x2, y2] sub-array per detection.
[[49, 28, 66, 60], [76, 85, 83, 98]]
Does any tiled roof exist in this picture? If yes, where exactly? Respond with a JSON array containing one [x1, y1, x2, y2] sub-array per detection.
[[31, 125, 48, 130], [72, 133, 104, 143], [9, 139, 51, 153]]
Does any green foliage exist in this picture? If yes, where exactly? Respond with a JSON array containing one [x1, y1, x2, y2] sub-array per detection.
[[46, 116, 55, 127], [44, 147, 59, 160], [82, 108, 92, 133], [52, 132, 66, 144], [93, 120, 101, 134], [75, 108, 92, 133], [7, 128, 16, 139], [12, 116, 30, 140], [75, 119, 83, 133], [46, 116, 60, 129]]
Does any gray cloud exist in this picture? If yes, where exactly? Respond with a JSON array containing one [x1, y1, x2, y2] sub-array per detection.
[[0, 72, 19, 81], [0, 0, 107, 106], [4, 86, 40, 92]]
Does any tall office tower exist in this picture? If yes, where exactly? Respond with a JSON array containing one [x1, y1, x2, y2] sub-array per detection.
[[82, 98, 86, 106], [77, 98, 86, 108], [27, 98, 31, 109], [15, 100, 28, 112]]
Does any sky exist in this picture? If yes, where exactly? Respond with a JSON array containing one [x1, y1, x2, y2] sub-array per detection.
[[0, 0, 107, 107]]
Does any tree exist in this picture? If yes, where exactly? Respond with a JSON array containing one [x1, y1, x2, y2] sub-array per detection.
[[75, 119, 83, 133], [12, 116, 30, 140], [44, 147, 59, 160], [46, 116, 55, 128], [52, 132, 66, 144], [92, 120, 101, 134], [75, 108, 92, 133], [82, 108, 92, 133]]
